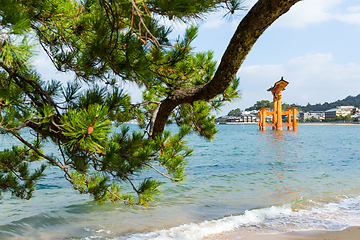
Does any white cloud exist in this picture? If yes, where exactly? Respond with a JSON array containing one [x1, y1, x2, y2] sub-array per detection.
[[274, 0, 341, 28], [201, 11, 228, 29], [157, 17, 189, 33], [333, 5, 360, 25], [199, 0, 360, 31], [196, 0, 341, 31], [156, 2, 247, 32], [33, 49, 75, 84], [274, 0, 360, 28], [227, 52, 360, 115], [347, 5, 360, 13]]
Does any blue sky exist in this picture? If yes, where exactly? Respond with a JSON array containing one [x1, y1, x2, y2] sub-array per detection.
[[35, 0, 360, 116], [189, 0, 360, 116]]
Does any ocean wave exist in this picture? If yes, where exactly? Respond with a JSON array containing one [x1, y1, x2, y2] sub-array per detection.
[[109, 196, 360, 240]]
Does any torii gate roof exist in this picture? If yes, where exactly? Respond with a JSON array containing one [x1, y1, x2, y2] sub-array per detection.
[[267, 77, 289, 95]]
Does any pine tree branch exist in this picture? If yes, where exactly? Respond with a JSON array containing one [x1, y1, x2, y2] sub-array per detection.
[[12, 132, 71, 174], [149, 102, 161, 136], [106, 188, 133, 205], [129, 0, 162, 48], [151, 0, 301, 136], [131, 101, 161, 108], [0, 63, 61, 115], [89, 152, 141, 194], [143, 163, 182, 182], [57, 139, 68, 167], [0, 117, 44, 131]]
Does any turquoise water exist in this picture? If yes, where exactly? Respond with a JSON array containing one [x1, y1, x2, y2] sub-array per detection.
[[1, 124, 360, 239]]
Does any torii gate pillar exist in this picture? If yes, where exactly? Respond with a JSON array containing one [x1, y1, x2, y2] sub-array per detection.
[[258, 77, 298, 131]]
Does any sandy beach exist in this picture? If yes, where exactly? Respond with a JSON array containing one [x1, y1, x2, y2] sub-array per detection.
[[239, 227, 360, 240], [204, 227, 360, 240]]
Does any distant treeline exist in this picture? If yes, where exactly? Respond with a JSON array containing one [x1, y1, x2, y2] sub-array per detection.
[[228, 94, 360, 116], [299, 94, 360, 112]]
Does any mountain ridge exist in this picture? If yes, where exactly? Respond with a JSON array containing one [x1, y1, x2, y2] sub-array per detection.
[[300, 94, 360, 112], [234, 94, 360, 115]]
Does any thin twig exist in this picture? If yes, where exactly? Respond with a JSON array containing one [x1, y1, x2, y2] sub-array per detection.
[[12, 132, 71, 175], [129, 0, 161, 47], [143, 163, 182, 182], [106, 189, 133, 205]]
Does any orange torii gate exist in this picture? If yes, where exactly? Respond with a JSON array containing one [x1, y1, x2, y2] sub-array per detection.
[[258, 77, 298, 131]]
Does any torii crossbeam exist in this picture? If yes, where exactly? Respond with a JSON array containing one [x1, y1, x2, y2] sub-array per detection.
[[258, 77, 298, 131]]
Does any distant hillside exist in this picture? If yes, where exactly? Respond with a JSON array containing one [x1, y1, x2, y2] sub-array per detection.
[[300, 94, 360, 112], [240, 94, 360, 114]]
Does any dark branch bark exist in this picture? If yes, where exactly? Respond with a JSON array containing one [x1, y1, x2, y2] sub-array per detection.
[[0, 63, 65, 139], [12, 132, 71, 175], [152, 0, 301, 135], [0, 63, 58, 110]]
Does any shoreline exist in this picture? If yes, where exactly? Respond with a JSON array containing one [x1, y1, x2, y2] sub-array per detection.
[[299, 122, 359, 125], [216, 122, 359, 126], [205, 227, 360, 240], [248, 226, 360, 240]]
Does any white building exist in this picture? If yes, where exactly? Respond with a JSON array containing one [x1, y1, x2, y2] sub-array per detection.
[[299, 111, 325, 121], [324, 106, 358, 119]]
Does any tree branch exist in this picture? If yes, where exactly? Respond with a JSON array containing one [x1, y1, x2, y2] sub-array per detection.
[[106, 189, 133, 205], [144, 163, 182, 182], [152, 0, 301, 135], [12, 132, 71, 175]]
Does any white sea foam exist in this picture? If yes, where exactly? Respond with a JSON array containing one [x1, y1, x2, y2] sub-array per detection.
[[115, 196, 360, 240], [285, 196, 360, 231], [118, 205, 292, 240]]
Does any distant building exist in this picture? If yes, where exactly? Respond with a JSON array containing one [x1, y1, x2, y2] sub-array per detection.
[[240, 113, 260, 123], [299, 111, 325, 121], [325, 106, 357, 119], [221, 113, 260, 123], [352, 113, 360, 122], [242, 110, 259, 115], [351, 107, 360, 115]]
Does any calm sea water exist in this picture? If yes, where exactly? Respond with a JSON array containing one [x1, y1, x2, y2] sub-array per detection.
[[1, 124, 360, 239]]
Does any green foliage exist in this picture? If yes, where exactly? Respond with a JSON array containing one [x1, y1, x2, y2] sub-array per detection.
[[333, 114, 353, 122], [174, 101, 218, 140], [244, 100, 298, 112], [228, 108, 242, 117], [137, 178, 162, 205], [243, 94, 360, 115], [61, 104, 112, 152], [0, 0, 36, 71], [245, 100, 272, 111], [0, 145, 46, 199], [0, 0, 243, 205], [301, 94, 360, 112], [281, 103, 298, 111], [0, 38, 34, 70], [304, 116, 320, 123], [70, 170, 109, 202]]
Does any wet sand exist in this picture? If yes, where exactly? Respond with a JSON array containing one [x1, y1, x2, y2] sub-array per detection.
[[250, 227, 360, 240], [204, 227, 360, 240]]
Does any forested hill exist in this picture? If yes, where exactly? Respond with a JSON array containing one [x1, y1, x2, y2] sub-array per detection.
[[241, 94, 360, 114], [300, 94, 360, 112]]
